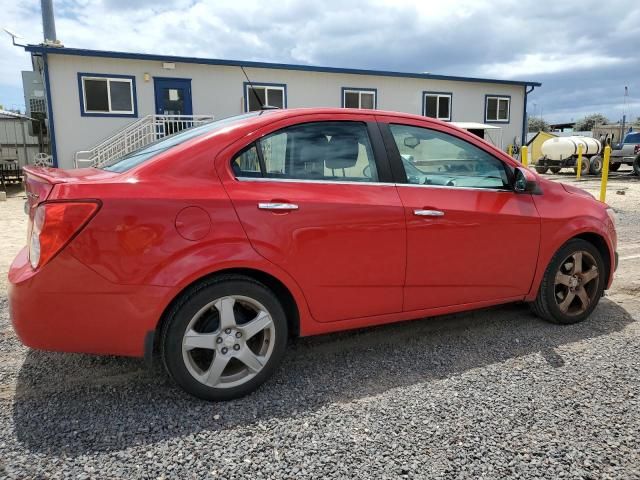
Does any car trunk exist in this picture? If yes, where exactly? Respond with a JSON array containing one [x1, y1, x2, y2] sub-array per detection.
[[23, 166, 118, 214]]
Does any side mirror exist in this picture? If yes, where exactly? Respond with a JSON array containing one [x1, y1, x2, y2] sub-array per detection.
[[514, 167, 540, 194]]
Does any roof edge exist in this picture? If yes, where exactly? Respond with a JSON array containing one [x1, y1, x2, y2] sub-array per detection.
[[24, 45, 542, 87]]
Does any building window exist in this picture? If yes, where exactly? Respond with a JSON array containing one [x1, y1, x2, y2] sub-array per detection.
[[78, 73, 136, 116], [342, 88, 377, 109], [485, 95, 510, 122], [423, 92, 452, 121], [245, 83, 286, 112]]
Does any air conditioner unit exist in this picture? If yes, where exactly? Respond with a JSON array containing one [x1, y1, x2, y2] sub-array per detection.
[[22, 70, 47, 137]]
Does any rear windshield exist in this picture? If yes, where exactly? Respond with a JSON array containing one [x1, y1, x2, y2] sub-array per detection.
[[624, 132, 640, 144], [102, 112, 266, 172]]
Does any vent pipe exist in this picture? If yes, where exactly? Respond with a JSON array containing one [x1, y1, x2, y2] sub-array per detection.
[[41, 0, 59, 45]]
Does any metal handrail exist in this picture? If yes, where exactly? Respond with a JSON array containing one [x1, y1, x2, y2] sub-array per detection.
[[74, 114, 214, 168]]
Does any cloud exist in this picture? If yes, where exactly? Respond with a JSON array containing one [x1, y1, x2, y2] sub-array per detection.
[[0, 0, 639, 123]]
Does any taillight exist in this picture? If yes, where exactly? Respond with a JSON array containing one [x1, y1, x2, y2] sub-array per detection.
[[634, 145, 640, 155], [28, 201, 100, 269]]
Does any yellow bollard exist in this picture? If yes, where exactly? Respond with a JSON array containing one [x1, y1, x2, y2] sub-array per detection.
[[599, 146, 611, 203], [576, 144, 583, 180], [521, 145, 528, 167], [507, 145, 513, 157]]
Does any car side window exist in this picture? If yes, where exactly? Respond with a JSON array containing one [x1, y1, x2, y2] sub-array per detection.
[[389, 124, 510, 189], [231, 121, 379, 182]]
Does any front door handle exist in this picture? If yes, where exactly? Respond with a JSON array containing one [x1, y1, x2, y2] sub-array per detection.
[[414, 209, 444, 217], [258, 202, 299, 211]]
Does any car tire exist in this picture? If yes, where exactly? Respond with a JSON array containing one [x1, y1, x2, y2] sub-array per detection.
[[589, 155, 603, 175], [161, 274, 288, 401], [573, 157, 590, 176], [534, 166, 548, 174], [549, 167, 561, 174], [530, 239, 605, 325], [609, 162, 621, 172], [633, 156, 640, 176]]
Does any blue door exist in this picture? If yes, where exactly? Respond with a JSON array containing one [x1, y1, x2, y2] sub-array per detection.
[[153, 78, 193, 116]]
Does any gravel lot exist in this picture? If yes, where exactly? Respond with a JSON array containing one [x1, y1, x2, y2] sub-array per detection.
[[1, 170, 639, 479]]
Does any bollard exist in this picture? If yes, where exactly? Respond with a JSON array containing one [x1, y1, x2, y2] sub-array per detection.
[[600, 146, 611, 203], [507, 145, 513, 157], [576, 144, 583, 180], [521, 145, 528, 167]]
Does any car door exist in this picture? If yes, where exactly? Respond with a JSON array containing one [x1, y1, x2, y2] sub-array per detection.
[[377, 116, 540, 311], [219, 116, 406, 323]]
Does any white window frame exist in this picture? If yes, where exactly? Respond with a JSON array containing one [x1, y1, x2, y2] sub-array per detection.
[[81, 76, 135, 115], [245, 85, 286, 111], [423, 93, 452, 121], [342, 89, 376, 109], [485, 96, 510, 123]]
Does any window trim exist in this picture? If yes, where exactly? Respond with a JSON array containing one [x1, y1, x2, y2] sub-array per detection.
[[243, 82, 287, 112], [77, 72, 138, 117], [484, 94, 511, 123], [341, 87, 378, 109], [422, 91, 452, 121], [378, 121, 515, 190]]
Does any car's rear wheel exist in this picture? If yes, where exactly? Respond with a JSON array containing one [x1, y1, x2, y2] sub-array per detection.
[[534, 166, 548, 174], [574, 157, 590, 176], [589, 155, 603, 175], [161, 275, 288, 401], [531, 239, 605, 324], [633, 156, 640, 176], [549, 167, 561, 174]]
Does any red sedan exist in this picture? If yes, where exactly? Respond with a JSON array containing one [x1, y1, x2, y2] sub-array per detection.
[[9, 109, 618, 400]]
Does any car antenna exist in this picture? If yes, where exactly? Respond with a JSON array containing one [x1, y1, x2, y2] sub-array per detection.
[[240, 65, 278, 112]]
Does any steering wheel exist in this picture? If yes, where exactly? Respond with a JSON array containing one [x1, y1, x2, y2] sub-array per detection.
[[363, 165, 372, 179]]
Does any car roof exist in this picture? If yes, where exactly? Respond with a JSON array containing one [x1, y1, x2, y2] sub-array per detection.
[[223, 107, 447, 133]]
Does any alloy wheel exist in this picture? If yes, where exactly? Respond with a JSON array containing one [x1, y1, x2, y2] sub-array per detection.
[[181, 295, 275, 389], [553, 251, 600, 316]]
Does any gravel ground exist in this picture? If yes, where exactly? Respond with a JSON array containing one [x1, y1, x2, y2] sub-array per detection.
[[0, 171, 639, 479]]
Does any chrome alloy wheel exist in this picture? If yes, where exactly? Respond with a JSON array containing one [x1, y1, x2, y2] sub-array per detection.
[[554, 251, 600, 316], [181, 296, 275, 389]]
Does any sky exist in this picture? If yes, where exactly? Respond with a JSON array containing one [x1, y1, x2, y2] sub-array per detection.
[[1, 0, 639, 124]]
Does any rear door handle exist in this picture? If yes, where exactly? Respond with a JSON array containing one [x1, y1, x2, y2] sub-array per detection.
[[414, 209, 444, 217], [258, 202, 299, 211]]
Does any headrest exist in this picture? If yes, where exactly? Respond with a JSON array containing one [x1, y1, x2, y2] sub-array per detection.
[[326, 134, 359, 170], [297, 133, 328, 165]]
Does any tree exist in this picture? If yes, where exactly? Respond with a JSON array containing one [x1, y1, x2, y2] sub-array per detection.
[[575, 114, 609, 131], [528, 117, 550, 132]]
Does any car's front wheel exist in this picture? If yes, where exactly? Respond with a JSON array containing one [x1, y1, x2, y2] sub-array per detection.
[[531, 239, 606, 324], [161, 275, 288, 401]]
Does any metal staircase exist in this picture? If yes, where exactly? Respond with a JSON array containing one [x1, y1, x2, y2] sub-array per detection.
[[74, 114, 214, 168]]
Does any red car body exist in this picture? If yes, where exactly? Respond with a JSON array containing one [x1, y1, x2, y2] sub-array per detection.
[[9, 109, 617, 359]]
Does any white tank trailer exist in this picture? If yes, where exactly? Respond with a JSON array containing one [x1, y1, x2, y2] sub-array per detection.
[[535, 136, 604, 175]]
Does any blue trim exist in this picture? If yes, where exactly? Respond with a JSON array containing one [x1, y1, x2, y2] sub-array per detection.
[[77, 72, 138, 118], [25, 45, 541, 88], [41, 53, 58, 167], [522, 85, 535, 147], [243, 82, 287, 112], [341, 87, 377, 109], [153, 77, 193, 115], [422, 91, 452, 121], [484, 94, 511, 124]]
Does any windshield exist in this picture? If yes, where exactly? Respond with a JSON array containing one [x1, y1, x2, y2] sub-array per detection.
[[102, 112, 266, 172]]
